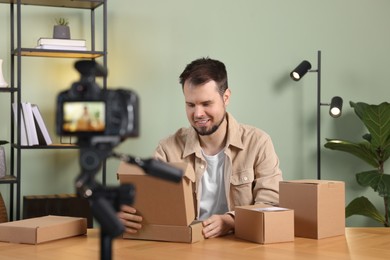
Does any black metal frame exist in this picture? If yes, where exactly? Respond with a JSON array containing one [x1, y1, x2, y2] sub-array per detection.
[[0, 0, 107, 221]]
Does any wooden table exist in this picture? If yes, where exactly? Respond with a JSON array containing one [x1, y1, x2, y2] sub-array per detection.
[[0, 228, 389, 259]]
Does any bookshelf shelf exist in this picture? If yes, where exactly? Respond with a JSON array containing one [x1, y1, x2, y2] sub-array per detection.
[[0, 87, 16, 93], [16, 49, 104, 59], [12, 144, 79, 149], [0, 175, 17, 184], [0, 0, 103, 9]]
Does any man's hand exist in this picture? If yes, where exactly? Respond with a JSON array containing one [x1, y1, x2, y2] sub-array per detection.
[[117, 205, 143, 234], [202, 214, 235, 238]]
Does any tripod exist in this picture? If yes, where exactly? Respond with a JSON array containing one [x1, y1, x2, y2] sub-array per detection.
[[75, 139, 182, 260]]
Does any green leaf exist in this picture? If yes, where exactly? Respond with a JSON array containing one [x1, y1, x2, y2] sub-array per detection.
[[362, 133, 371, 142], [346, 196, 385, 224], [0, 140, 8, 145], [324, 139, 379, 168], [356, 170, 390, 197], [350, 101, 390, 150]]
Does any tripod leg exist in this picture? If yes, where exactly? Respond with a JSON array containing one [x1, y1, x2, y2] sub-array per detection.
[[100, 230, 113, 260]]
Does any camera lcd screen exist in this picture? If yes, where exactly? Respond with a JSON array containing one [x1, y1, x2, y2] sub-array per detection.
[[62, 101, 105, 133]]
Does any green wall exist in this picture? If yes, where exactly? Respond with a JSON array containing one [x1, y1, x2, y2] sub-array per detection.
[[0, 0, 389, 227]]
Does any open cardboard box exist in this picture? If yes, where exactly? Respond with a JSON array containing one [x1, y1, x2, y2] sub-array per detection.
[[0, 215, 87, 244], [235, 204, 294, 244], [279, 180, 345, 239], [117, 161, 203, 243]]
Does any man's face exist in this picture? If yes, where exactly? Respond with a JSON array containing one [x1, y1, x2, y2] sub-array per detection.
[[183, 80, 230, 136]]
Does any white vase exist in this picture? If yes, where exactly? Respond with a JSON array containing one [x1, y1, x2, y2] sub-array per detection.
[[0, 147, 6, 178], [0, 59, 8, 88]]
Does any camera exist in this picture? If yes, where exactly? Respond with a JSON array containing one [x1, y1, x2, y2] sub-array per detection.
[[55, 59, 141, 241], [56, 60, 139, 142]]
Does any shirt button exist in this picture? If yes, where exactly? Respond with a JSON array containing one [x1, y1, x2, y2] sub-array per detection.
[[243, 176, 248, 181], [200, 165, 204, 169]]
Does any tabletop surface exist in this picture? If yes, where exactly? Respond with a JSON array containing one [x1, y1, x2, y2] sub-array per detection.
[[1, 227, 390, 259]]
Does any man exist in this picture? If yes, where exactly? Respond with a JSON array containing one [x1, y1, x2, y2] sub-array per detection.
[[118, 57, 283, 238]]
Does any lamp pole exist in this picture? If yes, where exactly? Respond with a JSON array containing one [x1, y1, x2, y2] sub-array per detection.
[[316, 50, 321, 180], [310, 50, 322, 180]]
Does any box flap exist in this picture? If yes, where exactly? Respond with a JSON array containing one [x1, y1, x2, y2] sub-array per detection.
[[117, 161, 195, 182]]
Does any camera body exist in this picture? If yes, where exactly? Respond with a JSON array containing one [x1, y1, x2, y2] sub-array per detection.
[[56, 60, 139, 141]]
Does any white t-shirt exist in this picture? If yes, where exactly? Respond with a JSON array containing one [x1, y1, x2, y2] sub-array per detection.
[[199, 150, 229, 220]]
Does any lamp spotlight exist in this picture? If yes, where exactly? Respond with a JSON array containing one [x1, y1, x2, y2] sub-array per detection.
[[290, 60, 312, 81], [329, 96, 343, 118]]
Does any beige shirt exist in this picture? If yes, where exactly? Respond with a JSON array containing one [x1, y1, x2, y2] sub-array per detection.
[[154, 113, 283, 217]]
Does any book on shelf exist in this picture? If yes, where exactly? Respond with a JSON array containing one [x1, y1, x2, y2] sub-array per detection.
[[35, 45, 87, 51], [37, 38, 86, 47], [12, 102, 53, 146], [21, 102, 39, 146], [12, 103, 29, 146], [31, 104, 52, 145]]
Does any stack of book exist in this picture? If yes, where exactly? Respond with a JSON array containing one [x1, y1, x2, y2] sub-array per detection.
[[12, 102, 53, 146], [35, 38, 87, 51]]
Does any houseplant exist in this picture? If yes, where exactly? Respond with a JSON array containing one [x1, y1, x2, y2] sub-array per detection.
[[0, 140, 9, 178], [53, 17, 70, 39], [324, 101, 390, 227]]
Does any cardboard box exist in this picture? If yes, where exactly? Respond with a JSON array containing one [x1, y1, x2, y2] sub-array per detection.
[[0, 215, 87, 244], [117, 162, 203, 243], [279, 180, 345, 239], [235, 204, 294, 244]]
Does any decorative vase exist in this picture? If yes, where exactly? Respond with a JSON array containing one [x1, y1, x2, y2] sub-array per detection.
[[53, 25, 71, 39], [0, 59, 9, 88], [0, 146, 6, 178]]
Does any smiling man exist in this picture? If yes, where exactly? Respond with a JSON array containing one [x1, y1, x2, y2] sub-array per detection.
[[119, 57, 283, 238]]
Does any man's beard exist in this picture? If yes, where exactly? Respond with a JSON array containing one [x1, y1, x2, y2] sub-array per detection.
[[193, 113, 226, 136]]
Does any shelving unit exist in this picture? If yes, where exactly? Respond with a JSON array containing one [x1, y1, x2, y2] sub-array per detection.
[[0, 0, 107, 221]]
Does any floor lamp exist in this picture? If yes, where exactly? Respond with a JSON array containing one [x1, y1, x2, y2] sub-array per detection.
[[290, 50, 343, 180]]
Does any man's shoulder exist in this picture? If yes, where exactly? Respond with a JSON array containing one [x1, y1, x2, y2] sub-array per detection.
[[158, 127, 194, 148], [155, 127, 196, 161], [227, 113, 269, 137], [227, 113, 273, 148], [239, 123, 270, 137]]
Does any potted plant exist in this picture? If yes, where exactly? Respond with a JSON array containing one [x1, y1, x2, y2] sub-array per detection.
[[53, 17, 70, 39], [324, 101, 390, 227], [0, 140, 9, 178]]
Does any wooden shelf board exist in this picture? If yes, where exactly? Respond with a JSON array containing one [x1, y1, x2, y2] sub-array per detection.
[[0, 175, 17, 184], [0, 87, 17, 93], [17, 144, 79, 149], [0, 0, 104, 9], [15, 49, 104, 59]]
